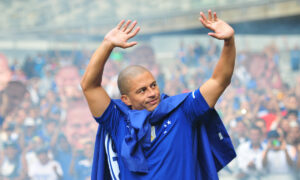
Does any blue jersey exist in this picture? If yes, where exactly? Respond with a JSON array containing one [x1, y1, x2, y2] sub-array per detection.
[[92, 89, 236, 180]]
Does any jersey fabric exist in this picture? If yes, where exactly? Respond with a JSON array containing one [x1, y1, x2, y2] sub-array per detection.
[[92, 89, 236, 180]]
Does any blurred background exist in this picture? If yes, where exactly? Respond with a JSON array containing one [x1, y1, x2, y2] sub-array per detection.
[[0, 0, 300, 179]]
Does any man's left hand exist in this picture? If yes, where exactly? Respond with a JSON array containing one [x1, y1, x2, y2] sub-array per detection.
[[199, 10, 234, 41]]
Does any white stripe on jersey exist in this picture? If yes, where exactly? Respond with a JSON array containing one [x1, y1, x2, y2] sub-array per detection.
[[105, 134, 120, 180]]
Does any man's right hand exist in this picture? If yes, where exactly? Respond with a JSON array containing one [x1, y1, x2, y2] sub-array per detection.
[[81, 20, 140, 118], [104, 20, 140, 49]]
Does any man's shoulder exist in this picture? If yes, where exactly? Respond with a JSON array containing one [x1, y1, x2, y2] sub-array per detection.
[[161, 92, 191, 99], [109, 99, 130, 113], [160, 92, 190, 104]]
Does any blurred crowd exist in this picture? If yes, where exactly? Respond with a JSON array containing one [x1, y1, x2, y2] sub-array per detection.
[[0, 37, 300, 180]]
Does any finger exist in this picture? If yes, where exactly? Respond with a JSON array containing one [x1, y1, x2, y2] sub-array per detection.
[[213, 12, 218, 21], [200, 12, 207, 23], [117, 20, 125, 30], [198, 17, 208, 28], [122, 20, 132, 32], [198, 17, 203, 23], [208, 9, 212, 21], [128, 26, 140, 38], [199, 17, 214, 30], [125, 21, 137, 34], [125, 41, 138, 48]]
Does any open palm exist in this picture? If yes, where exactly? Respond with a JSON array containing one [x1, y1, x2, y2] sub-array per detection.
[[104, 20, 140, 48], [199, 10, 234, 40]]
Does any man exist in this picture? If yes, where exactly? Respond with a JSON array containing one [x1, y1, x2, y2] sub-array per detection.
[[27, 146, 63, 180], [236, 126, 266, 179], [0, 141, 23, 179], [53, 134, 73, 180], [81, 10, 236, 179], [70, 141, 94, 180], [262, 130, 295, 177], [231, 120, 249, 148], [22, 117, 38, 147]]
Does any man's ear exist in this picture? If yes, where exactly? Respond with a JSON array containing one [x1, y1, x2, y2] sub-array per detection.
[[121, 94, 132, 106]]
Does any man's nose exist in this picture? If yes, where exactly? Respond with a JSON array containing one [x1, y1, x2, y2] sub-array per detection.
[[147, 88, 156, 97]]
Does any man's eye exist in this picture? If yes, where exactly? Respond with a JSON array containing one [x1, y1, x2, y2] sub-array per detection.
[[138, 89, 145, 94]]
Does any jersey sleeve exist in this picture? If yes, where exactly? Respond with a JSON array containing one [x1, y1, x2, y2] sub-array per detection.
[[93, 100, 122, 135], [181, 89, 211, 125]]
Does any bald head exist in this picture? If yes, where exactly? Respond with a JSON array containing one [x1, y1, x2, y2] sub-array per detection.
[[117, 65, 150, 95]]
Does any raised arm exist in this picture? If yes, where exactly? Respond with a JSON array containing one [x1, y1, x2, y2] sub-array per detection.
[[198, 10, 236, 108], [81, 20, 140, 117]]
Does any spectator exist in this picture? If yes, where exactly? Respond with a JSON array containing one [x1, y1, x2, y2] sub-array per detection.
[[70, 142, 93, 180], [37, 119, 58, 146], [295, 136, 300, 179], [0, 122, 18, 145], [286, 121, 300, 146], [22, 56, 35, 79], [254, 118, 267, 141], [27, 146, 63, 180], [290, 45, 300, 71], [231, 120, 249, 148], [262, 130, 296, 177], [33, 54, 46, 78], [236, 126, 266, 179], [20, 117, 37, 148], [0, 141, 23, 179], [284, 94, 299, 120], [53, 134, 73, 180]]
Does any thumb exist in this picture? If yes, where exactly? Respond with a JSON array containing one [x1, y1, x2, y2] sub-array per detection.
[[208, 32, 220, 39]]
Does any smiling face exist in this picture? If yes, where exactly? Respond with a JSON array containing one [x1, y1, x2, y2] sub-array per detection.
[[121, 71, 160, 111]]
